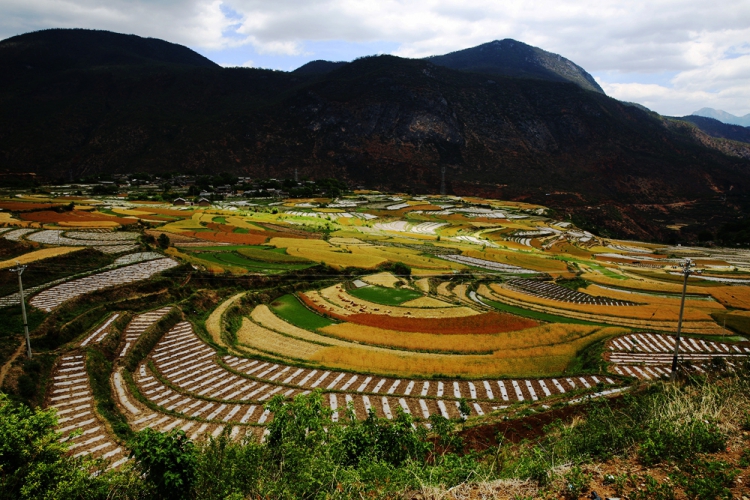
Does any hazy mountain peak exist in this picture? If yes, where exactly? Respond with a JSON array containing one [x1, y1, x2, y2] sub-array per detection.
[[424, 38, 604, 94], [692, 107, 750, 127]]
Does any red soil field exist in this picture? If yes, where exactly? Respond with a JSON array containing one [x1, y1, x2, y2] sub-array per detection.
[[299, 294, 538, 334]]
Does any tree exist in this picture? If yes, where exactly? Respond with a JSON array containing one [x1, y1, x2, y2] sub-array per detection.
[[392, 262, 411, 277], [130, 428, 197, 500], [157, 233, 170, 249]]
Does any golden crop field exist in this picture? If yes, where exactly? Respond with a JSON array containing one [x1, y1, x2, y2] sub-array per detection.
[[361, 272, 402, 288], [400, 296, 456, 308], [0, 246, 83, 269], [319, 322, 621, 354], [584, 284, 726, 311], [205, 291, 246, 346], [709, 286, 750, 310], [310, 326, 620, 377], [236, 318, 326, 359], [581, 272, 710, 294]]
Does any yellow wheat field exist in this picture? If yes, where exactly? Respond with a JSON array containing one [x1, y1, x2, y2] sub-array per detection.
[[236, 318, 326, 359], [582, 272, 709, 295], [319, 322, 625, 353], [478, 285, 722, 334], [205, 291, 246, 346], [57, 220, 121, 228], [361, 272, 401, 288], [348, 245, 460, 270], [584, 284, 725, 311], [437, 282, 453, 297], [414, 278, 430, 293], [489, 283, 712, 322], [709, 286, 750, 310], [400, 296, 456, 308], [464, 248, 568, 273], [319, 284, 478, 318], [269, 237, 385, 269], [0, 247, 84, 269], [310, 327, 620, 377]]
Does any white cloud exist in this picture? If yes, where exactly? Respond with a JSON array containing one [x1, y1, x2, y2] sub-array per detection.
[[1, 0, 749, 116]]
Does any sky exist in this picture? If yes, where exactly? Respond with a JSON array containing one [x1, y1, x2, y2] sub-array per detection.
[[2, 0, 749, 117]]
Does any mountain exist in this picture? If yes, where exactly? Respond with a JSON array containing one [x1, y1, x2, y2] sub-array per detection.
[[1, 29, 749, 242], [679, 115, 750, 144], [692, 107, 750, 127], [0, 28, 218, 74], [292, 60, 348, 75], [425, 39, 604, 94]]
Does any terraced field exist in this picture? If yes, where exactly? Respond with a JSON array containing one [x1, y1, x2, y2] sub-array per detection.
[[2, 193, 748, 470]]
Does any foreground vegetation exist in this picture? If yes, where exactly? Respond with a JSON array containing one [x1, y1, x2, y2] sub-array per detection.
[[2, 366, 750, 499]]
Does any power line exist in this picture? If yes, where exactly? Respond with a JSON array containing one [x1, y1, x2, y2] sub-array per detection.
[[7, 263, 32, 359]]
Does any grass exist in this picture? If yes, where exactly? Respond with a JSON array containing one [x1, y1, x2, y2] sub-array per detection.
[[711, 311, 750, 336], [348, 284, 423, 306], [269, 294, 335, 330], [237, 247, 311, 264]]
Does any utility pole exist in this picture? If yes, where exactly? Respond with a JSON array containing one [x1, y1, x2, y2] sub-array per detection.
[[670, 258, 700, 381], [9, 263, 32, 359], [440, 166, 446, 196]]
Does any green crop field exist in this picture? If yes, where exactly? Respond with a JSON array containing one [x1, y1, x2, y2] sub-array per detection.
[[270, 294, 336, 330], [348, 284, 423, 305]]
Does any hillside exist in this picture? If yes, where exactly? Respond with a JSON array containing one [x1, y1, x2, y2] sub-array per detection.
[[1, 30, 750, 241]]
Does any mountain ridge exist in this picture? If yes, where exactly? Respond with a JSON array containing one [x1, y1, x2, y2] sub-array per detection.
[[1, 29, 749, 241], [692, 107, 750, 127]]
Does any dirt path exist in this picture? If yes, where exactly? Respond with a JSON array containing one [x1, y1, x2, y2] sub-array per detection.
[[0, 338, 26, 387]]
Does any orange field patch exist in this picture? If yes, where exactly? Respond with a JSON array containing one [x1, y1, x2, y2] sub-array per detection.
[[19, 210, 137, 225], [709, 286, 750, 310], [0, 201, 60, 211]]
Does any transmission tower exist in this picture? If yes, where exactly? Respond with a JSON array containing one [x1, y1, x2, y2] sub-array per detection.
[[294, 168, 298, 183], [8, 263, 32, 359], [440, 166, 446, 196]]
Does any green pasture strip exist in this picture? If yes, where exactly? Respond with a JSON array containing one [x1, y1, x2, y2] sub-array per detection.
[[197, 252, 312, 273], [483, 298, 605, 326], [348, 284, 423, 305], [237, 246, 311, 264], [587, 262, 626, 279], [270, 294, 336, 330], [233, 227, 249, 233], [212, 216, 227, 223]]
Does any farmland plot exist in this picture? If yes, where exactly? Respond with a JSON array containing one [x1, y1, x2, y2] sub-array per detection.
[[29, 258, 178, 311], [46, 353, 127, 466], [606, 332, 750, 379]]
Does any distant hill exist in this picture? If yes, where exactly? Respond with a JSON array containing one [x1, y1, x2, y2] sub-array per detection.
[[292, 60, 347, 75], [0, 28, 218, 73], [425, 39, 604, 94], [692, 107, 750, 127], [680, 115, 750, 144]]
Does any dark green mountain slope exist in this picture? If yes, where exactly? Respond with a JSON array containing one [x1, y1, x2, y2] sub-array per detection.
[[0, 30, 748, 241], [425, 39, 604, 93]]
